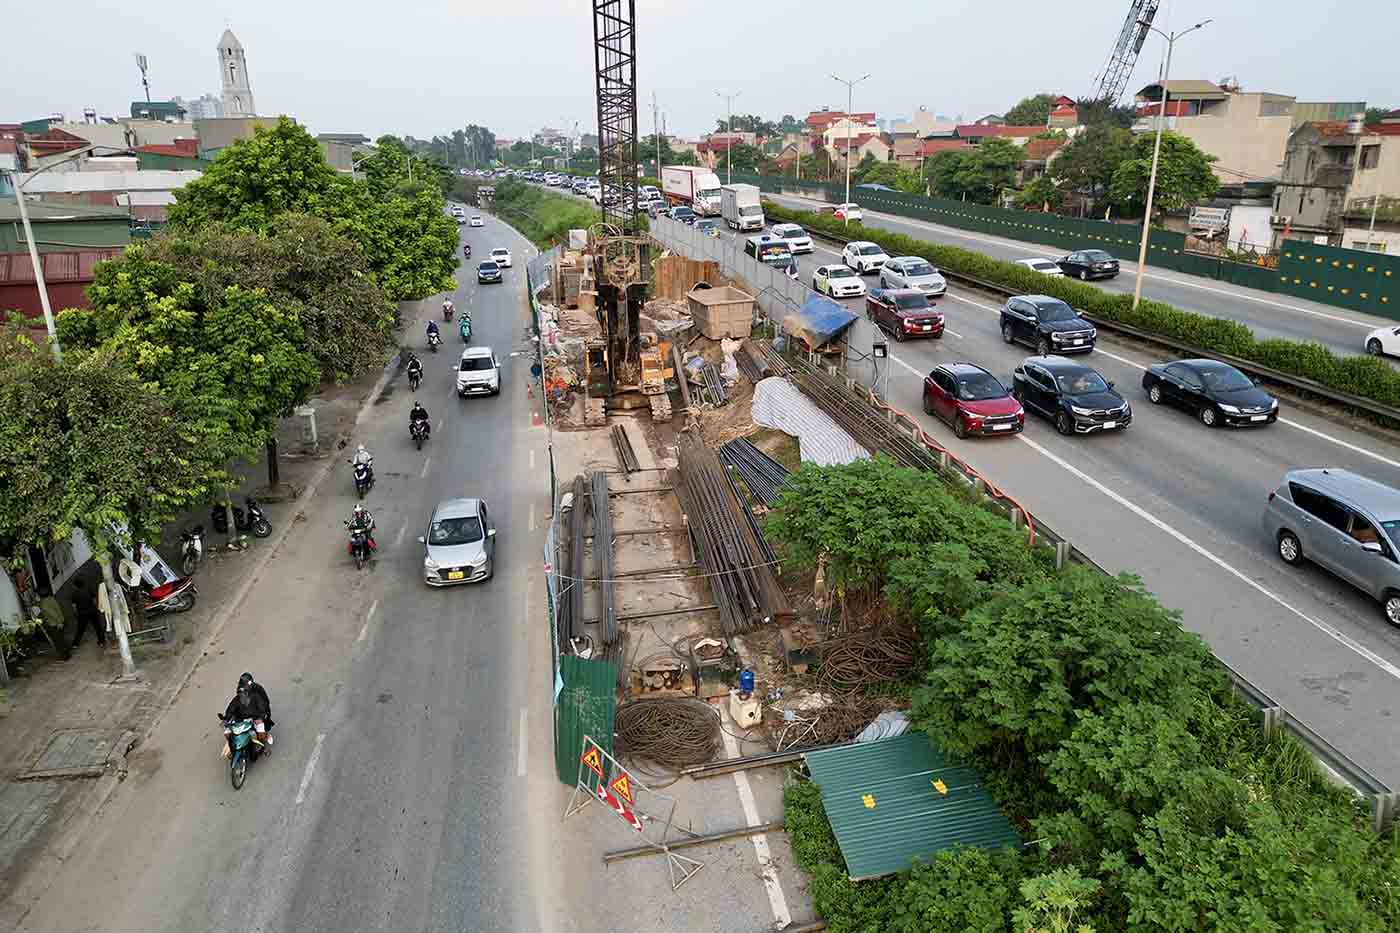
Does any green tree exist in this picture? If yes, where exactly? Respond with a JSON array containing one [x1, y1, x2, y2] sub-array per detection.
[[1365, 106, 1392, 125], [1012, 868, 1101, 933], [958, 138, 1023, 203], [1015, 174, 1063, 211], [1076, 97, 1137, 128], [718, 143, 764, 175], [778, 114, 803, 133], [926, 149, 975, 198], [1052, 125, 1134, 206], [1004, 93, 1059, 126], [463, 124, 496, 168], [855, 159, 925, 194], [1109, 130, 1219, 216]]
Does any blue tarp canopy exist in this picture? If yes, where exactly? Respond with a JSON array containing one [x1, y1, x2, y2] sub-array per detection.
[[783, 294, 858, 350]]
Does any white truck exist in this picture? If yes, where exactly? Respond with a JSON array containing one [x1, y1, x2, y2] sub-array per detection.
[[662, 165, 723, 217], [721, 183, 764, 232]]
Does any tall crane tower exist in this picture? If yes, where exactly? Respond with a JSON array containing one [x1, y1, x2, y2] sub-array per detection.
[[592, 0, 640, 229], [1088, 0, 1159, 104]]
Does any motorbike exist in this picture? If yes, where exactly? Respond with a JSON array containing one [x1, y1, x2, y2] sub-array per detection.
[[428, 330, 442, 353], [346, 523, 374, 570], [459, 315, 472, 343], [351, 460, 374, 499], [410, 418, 430, 450], [210, 497, 272, 538], [181, 525, 205, 576], [443, 303, 454, 322], [464, 244, 472, 259], [143, 575, 198, 615], [408, 367, 422, 392], [217, 713, 264, 790]]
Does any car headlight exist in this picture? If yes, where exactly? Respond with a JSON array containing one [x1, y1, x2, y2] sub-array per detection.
[[1270, 398, 1279, 409], [1219, 404, 1240, 414], [1070, 405, 1094, 416], [1087, 328, 1097, 339], [1051, 332, 1066, 341], [424, 557, 439, 572]]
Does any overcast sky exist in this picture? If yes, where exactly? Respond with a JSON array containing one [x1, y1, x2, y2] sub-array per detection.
[[4, 0, 1394, 142]]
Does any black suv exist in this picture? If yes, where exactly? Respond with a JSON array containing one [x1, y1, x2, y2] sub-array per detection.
[[1011, 355, 1131, 435], [1000, 295, 1096, 356]]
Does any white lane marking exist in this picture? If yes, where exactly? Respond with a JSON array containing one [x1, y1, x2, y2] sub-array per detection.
[[719, 712, 791, 928], [437, 419, 444, 432], [516, 707, 528, 777], [357, 599, 379, 643], [295, 733, 327, 805], [1016, 432, 1400, 681], [891, 353, 923, 379], [529, 448, 536, 470], [420, 457, 431, 478], [945, 328, 964, 339], [395, 524, 407, 547], [528, 502, 536, 531]]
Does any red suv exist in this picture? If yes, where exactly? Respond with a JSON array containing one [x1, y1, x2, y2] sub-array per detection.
[[866, 288, 943, 341], [922, 363, 1024, 438]]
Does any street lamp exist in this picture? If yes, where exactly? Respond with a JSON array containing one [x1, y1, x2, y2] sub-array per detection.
[[1131, 18, 1211, 310], [830, 73, 871, 226], [715, 90, 741, 184]]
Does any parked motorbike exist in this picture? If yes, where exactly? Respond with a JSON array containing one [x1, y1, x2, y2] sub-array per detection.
[[181, 525, 205, 576], [217, 713, 265, 790], [210, 497, 272, 538], [459, 315, 472, 343], [351, 461, 374, 499], [428, 330, 442, 353], [410, 419, 430, 450], [345, 524, 374, 570], [143, 575, 198, 615]]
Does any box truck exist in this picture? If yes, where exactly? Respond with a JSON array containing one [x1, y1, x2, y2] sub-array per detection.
[[721, 183, 764, 232], [661, 166, 723, 216]]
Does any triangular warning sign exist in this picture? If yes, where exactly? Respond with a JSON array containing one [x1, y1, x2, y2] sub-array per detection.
[[580, 745, 604, 778], [610, 772, 636, 806]]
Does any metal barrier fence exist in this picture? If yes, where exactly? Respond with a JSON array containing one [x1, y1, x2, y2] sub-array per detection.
[[649, 215, 810, 326]]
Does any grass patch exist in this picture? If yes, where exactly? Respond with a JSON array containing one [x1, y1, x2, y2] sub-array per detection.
[[748, 427, 801, 472], [489, 179, 601, 247]]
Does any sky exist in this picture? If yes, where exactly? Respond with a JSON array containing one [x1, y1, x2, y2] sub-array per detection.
[[3, 0, 1395, 143]]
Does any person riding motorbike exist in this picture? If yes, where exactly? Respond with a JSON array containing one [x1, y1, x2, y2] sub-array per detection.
[[409, 401, 431, 439], [222, 682, 272, 754], [464, 243, 472, 259], [442, 298, 455, 321], [238, 672, 274, 730], [406, 353, 423, 388], [348, 504, 376, 547]]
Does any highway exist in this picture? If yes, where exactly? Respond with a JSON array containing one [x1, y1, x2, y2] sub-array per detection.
[[763, 193, 1397, 360]]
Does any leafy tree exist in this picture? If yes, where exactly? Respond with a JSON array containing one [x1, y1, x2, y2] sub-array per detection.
[[926, 149, 975, 198], [320, 179, 459, 303], [1365, 106, 1392, 125], [1076, 97, 1137, 128], [1005, 93, 1059, 126], [358, 135, 448, 196], [572, 146, 598, 170], [888, 849, 1024, 933], [1052, 125, 1134, 206], [1109, 130, 1219, 216], [856, 159, 925, 194], [717, 142, 764, 175], [778, 114, 804, 133], [716, 114, 779, 137], [463, 124, 496, 167], [1015, 174, 1063, 211], [1012, 868, 1101, 933]]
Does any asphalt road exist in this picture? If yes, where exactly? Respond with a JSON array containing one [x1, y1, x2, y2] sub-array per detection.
[[698, 215, 1400, 785]]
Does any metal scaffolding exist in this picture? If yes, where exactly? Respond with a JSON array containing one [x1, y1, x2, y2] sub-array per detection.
[[592, 0, 641, 231], [1088, 0, 1159, 104]]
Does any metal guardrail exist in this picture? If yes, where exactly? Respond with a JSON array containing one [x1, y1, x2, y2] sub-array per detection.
[[783, 212, 1400, 426], [656, 214, 1398, 832]]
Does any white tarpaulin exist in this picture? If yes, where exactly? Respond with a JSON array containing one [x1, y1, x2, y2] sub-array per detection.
[[750, 377, 869, 467]]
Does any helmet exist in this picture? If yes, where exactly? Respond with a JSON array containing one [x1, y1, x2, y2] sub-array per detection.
[[412, 401, 425, 412], [238, 672, 254, 689], [353, 504, 367, 518], [356, 444, 367, 456]]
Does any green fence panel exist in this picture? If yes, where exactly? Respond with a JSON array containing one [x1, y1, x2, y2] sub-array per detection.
[[553, 654, 617, 786], [1276, 243, 1400, 317]]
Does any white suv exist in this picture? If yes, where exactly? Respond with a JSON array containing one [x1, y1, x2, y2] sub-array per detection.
[[456, 346, 501, 397], [842, 240, 890, 274], [490, 247, 512, 268]]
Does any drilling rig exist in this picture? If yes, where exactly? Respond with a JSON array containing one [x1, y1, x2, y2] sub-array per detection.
[[1087, 0, 1159, 104]]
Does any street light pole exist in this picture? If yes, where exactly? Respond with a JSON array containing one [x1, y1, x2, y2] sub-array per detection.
[[830, 73, 871, 227], [715, 90, 741, 185], [1131, 19, 1211, 310]]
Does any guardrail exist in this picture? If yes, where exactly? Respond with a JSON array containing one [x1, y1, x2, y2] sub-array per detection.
[[652, 213, 1398, 832], [785, 214, 1400, 427]]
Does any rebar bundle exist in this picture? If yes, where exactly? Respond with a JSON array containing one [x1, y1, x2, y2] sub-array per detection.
[[565, 474, 589, 643], [615, 697, 722, 772], [734, 346, 764, 382], [700, 362, 728, 405], [611, 423, 641, 473], [591, 470, 619, 645], [719, 438, 789, 506]]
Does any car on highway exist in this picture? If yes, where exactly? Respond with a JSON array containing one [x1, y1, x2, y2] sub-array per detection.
[[669, 206, 697, 225], [1263, 468, 1400, 625], [451, 205, 466, 223], [456, 345, 502, 397], [1015, 257, 1064, 277], [1000, 294, 1096, 356], [489, 247, 512, 268], [842, 240, 889, 274], [695, 219, 722, 238], [1057, 249, 1120, 280], [866, 288, 944, 341], [1141, 358, 1278, 427], [419, 497, 496, 586], [770, 223, 813, 253], [922, 362, 1025, 438], [645, 197, 669, 217], [879, 256, 947, 296], [469, 215, 484, 227], [1011, 356, 1131, 435], [812, 264, 867, 299], [1365, 324, 1400, 357], [476, 260, 502, 284], [830, 202, 863, 222]]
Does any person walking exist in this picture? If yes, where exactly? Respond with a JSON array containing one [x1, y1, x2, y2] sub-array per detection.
[[70, 579, 106, 650]]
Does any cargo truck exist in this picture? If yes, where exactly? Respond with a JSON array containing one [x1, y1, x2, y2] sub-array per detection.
[[721, 183, 765, 232], [661, 166, 723, 217]]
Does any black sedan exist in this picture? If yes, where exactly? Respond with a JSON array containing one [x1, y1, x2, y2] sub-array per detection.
[[476, 260, 502, 284], [1058, 249, 1120, 281], [1011, 355, 1131, 435], [1141, 359, 1278, 427]]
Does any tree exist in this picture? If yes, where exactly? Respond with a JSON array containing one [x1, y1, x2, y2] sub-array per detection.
[[1012, 868, 1101, 933], [716, 114, 779, 137], [1014, 174, 1063, 211], [572, 146, 598, 171], [640, 133, 677, 165], [1052, 125, 1134, 208], [719, 143, 764, 176], [1076, 97, 1137, 128], [778, 114, 803, 134], [1365, 106, 1392, 125], [1004, 93, 1059, 127], [856, 160, 924, 193], [320, 179, 459, 303], [926, 150, 975, 198], [1109, 130, 1219, 216], [463, 124, 496, 168]]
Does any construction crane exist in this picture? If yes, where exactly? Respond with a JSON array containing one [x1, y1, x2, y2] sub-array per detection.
[[1088, 0, 1159, 104]]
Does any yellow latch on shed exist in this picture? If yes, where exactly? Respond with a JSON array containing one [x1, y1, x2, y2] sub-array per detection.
[[932, 779, 948, 796], [862, 794, 876, 809]]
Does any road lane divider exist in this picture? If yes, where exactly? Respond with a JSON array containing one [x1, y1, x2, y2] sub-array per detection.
[[295, 733, 327, 806]]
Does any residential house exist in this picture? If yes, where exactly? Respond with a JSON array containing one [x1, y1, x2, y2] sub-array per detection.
[[0, 201, 129, 318], [134, 138, 208, 172], [1292, 102, 1368, 129], [129, 99, 188, 122], [820, 117, 879, 152], [695, 133, 753, 169], [806, 109, 877, 158], [953, 124, 1043, 147], [1271, 114, 1400, 252], [15, 163, 202, 222], [830, 133, 891, 168], [1019, 135, 1069, 182], [42, 119, 192, 155], [1133, 80, 1295, 184], [973, 114, 1004, 125], [1048, 96, 1079, 129], [193, 115, 281, 160], [891, 109, 957, 168]]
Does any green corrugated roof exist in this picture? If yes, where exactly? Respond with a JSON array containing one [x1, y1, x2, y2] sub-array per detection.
[[805, 732, 1021, 880]]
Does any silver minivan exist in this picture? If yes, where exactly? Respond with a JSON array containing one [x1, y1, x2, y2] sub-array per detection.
[[1262, 468, 1400, 624]]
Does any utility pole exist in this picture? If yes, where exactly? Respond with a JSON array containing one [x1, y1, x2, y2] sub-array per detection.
[[1131, 18, 1211, 310], [652, 92, 662, 177], [830, 73, 871, 226], [715, 89, 741, 185]]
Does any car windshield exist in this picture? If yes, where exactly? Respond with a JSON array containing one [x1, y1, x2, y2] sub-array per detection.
[[740, 205, 763, 216], [906, 262, 936, 276], [826, 266, 856, 279], [858, 245, 883, 256], [956, 373, 1006, 401], [674, 209, 693, 217], [776, 226, 803, 237], [1084, 250, 1113, 261], [471, 216, 481, 221], [1056, 371, 1109, 395], [460, 357, 494, 371], [1031, 260, 1057, 271], [697, 188, 720, 200], [429, 515, 483, 546], [1034, 299, 1078, 322], [894, 293, 930, 311], [492, 250, 508, 257], [479, 262, 498, 271], [757, 245, 793, 264], [1198, 365, 1253, 391]]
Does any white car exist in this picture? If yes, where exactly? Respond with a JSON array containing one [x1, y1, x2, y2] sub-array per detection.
[[1365, 324, 1400, 358], [771, 223, 813, 254], [880, 256, 946, 296], [490, 247, 512, 268], [456, 345, 502, 397], [842, 241, 889, 275], [450, 205, 465, 218], [469, 215, 484, 228], [832, 202, 863, 222], [1016, 257, 1065, 277], [812, 264, 867, 299]]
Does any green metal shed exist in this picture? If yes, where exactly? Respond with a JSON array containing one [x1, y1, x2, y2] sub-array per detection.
[[805, 731, 1021, 880]]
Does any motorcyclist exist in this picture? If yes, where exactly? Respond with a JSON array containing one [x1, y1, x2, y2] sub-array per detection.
[[406, 353, 423, 387], [223, 682, 272, 752], [464, 243, 472, 259], [238, 672, 274, 730], [442, 298, 455, 321], [348, 503, 376, 549], [409, 401, 431, 438], [426, 320, 441, 344]]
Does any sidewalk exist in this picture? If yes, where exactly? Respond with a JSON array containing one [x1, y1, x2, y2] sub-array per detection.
[[0, 304, 428, 929]]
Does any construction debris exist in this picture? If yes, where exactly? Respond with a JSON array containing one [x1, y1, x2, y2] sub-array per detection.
[[615, 697, 722, 772], [700, 362, 728, 406]]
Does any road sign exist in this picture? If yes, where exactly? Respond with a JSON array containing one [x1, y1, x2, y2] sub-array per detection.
[[610, 772, 635, 807], [581, 745, 604, 778], [597, 781, 644, 832]]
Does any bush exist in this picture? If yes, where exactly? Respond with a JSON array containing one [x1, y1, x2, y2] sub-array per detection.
[[490, 179, 601, 246], [764, 202, 1400, 412]]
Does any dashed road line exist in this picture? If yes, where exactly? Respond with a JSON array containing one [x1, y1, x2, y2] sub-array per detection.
[[295, 733, 327, 805]]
